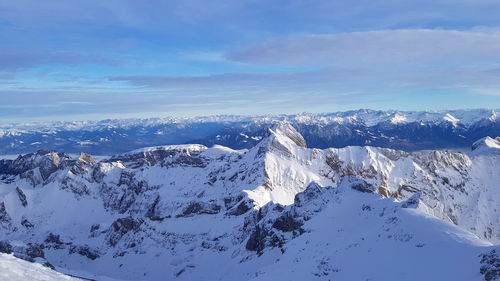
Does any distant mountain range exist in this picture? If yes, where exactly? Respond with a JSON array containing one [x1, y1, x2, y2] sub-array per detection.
[[1, 109, 498, 156]]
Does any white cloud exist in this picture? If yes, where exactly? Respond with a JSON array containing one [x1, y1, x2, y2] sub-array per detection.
[[227, 29, 500, 66], [472, 88, 500, 96]]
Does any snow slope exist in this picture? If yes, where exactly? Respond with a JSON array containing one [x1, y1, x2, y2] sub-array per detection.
[[471, 136, 500, 156], [0, 122, 498, 280], [0, 253, 77, 281]]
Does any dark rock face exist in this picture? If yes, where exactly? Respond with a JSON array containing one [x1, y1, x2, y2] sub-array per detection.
[[245, 223, 285, 255], [21, 218, 34, 228], [0, 159, 14, 175], [25, 243, 45, 260], [145, 195, 161, 220], [118, 172, 149, 195], [227, 200, 252, 216], [245, 225, 268, 253], [0, 150, 72, 187], [242, 184, 340, 255], [107, 217, 143, 247], [0, 240, 13, 254], [294, 182, 326, 207], [107, 145, 207, 169], [60, 177, 90, 197], [45, 233, 64, 245], [480, 249, 500, 281], [177, 202, 221, 217], [43, 262, 56, 270], [112, 217, 141, 233], [16, 187, 28, 207], [0, 241, 52, 265], [402, 193, 422, 208], [272, 212, 303, 232], [0, 202, 11, 224], [99, 171, 159, 214], [69, 245, 100, 260], [349, 178, 377, 193], [7, 243, 46, 262]]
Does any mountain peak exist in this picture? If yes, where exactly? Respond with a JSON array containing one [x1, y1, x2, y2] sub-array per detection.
[[471, 136, 500, 156], [443, 113, 460, 124], [268, 121, 307, 148]]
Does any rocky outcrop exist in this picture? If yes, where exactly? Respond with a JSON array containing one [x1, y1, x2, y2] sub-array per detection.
[[0, 202, 12, 226], [16, 187, 28, 207], [69, 245, 100, 260], [479, 249, 500, 281], [106, 217, 143, 247], [177, 202, 221, 217]]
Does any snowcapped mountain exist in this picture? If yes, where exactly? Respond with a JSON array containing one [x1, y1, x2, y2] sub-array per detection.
[[0, 122, 499, 280], [1, 109, 499, 156], [471, 136, 500, 156]]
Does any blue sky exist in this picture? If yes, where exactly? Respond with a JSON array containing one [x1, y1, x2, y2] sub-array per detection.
[[1, 0, 500, 122]]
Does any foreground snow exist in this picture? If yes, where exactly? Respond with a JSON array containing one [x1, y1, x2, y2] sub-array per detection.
[[0, 253, 76, 281]]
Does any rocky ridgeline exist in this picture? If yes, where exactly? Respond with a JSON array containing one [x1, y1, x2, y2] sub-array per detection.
[[1, 109, 499, 155]]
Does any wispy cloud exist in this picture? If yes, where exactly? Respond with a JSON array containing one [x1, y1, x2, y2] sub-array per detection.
[[0, 48, 116, 72], [471, 88, 500, 96], [227, 29, 500, 66]]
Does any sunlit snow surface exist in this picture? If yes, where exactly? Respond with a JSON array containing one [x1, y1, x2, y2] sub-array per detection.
[[0, 122, 498, 280], [0, 253, 76, 280]]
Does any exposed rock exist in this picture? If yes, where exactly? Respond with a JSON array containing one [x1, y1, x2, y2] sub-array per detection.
[[479, 249, 500, 281], [25, 243, 45, 260], [348, 178, 377, 193], [0, 240, 12, 254], [177, 202, 221, 217], [0, 202, 11, 224], [21, 218, 34, 228], [78, 152, 95, 164], [227, 200, 252, 216], [16, 187, 28, 207], [245, 225, 269, 253], [45, 233, 64, 245], [272, 212, 303, 232], [294, 182, 327, 207], [43, 261, 56, 270], [69, 245, 100, 260], [107, 217, 143, 247], [402, 193, 422, 208], [89, 224, 101, 238]]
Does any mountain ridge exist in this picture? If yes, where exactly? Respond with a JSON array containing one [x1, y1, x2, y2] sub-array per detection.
[[1, 109, 499, 155], [0, 123, 498, 280]]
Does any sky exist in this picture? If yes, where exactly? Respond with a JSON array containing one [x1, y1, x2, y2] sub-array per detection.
[[1, 0, 500, 122]]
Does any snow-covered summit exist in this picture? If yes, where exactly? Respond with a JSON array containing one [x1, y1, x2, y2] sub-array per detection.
[[471, 136, 500, 156], [268, 122, 307, 148], [443, 113, 460, 125]]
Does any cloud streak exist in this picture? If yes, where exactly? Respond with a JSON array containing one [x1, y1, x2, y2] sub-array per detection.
[[227, 29, 500, 66], [0, 48, 116, 71]]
